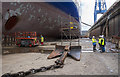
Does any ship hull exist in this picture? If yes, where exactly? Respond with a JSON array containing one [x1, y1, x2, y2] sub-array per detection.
[[2, 2, 81, 40]]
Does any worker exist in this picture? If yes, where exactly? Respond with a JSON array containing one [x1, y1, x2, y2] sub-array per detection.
[[98, 35, 106, 52], [92, 36, 97, 52], [35, 38, 37, 43], [28, 36, 30, 38], [41, 35, 44, 45]]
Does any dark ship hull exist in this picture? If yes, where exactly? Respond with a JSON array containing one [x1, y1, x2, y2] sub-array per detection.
[[2, 2, 81, 40]]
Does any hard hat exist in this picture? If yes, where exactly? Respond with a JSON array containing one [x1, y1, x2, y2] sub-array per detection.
[[92, 36, 95, 38], [101, 35, 104, 38]]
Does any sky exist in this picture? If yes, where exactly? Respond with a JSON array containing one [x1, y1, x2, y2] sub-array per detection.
[[80, 0, 116, 31]]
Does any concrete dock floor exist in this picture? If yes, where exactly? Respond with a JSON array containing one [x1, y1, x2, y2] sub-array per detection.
[[1, 38, 119, 76]]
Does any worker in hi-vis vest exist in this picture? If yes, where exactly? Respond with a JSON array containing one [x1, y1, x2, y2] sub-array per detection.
[[41, 35, 44, 45], [35, 38, 37, 43], [92, 36, 97, 52], [98, 35, 106, 52]]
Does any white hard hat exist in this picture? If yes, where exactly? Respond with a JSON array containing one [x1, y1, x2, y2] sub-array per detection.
[[92, 36, 95, 38], [101, 35, 104, 38]]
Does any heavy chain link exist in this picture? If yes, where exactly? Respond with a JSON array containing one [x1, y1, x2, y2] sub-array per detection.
[[2, 46, 69, 77], [2, 63, 64, 77]]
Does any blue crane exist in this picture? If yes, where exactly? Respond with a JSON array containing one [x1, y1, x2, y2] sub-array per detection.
[[94, 0, 107, 23]]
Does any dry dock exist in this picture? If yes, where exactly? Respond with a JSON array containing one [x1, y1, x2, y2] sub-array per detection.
[[1, 0, 120, 77], [2, 38, 119, 76]]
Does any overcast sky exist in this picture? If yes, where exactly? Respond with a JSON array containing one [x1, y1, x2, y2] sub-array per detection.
[[81, 0, 116, 31]]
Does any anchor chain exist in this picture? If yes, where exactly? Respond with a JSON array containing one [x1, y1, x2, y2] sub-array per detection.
[[2, 46, 69, 77], [2, 63, 64, 77]]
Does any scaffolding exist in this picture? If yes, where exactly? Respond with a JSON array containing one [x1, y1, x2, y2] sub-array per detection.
[[60, 22, 80, 46]]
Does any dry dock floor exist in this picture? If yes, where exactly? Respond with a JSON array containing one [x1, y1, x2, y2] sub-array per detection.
[[2, 38, 119, 76]]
